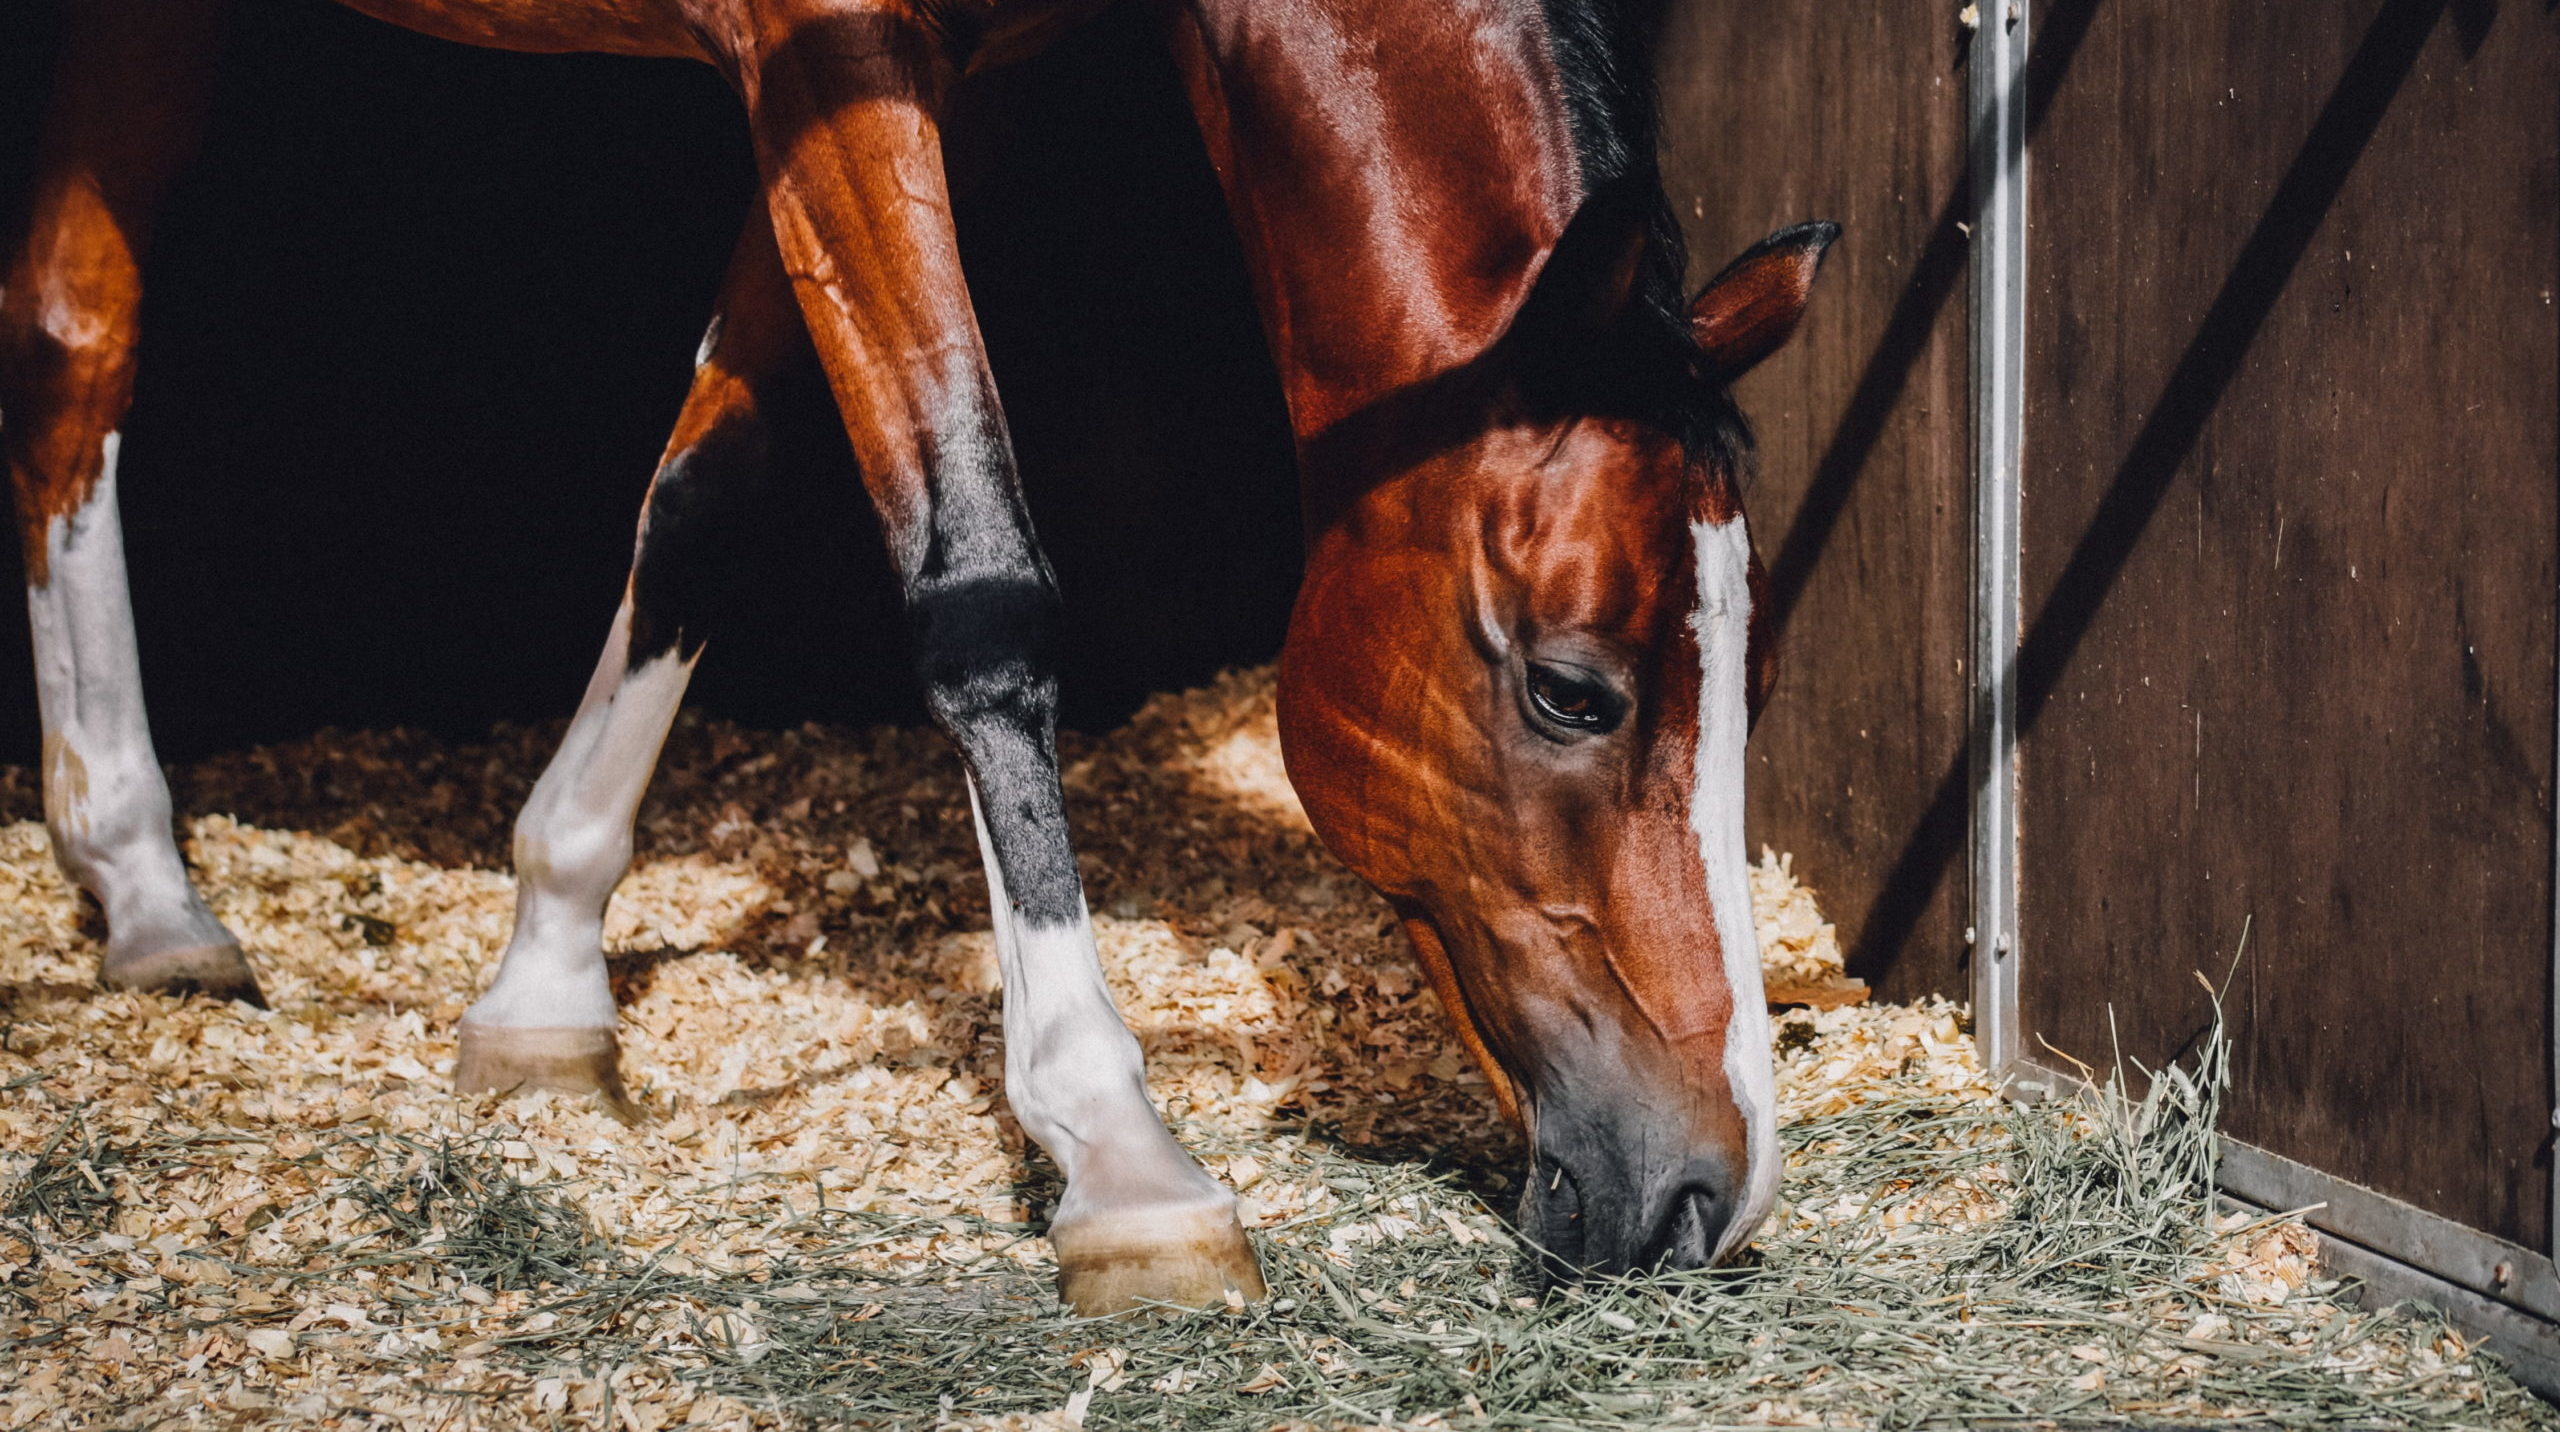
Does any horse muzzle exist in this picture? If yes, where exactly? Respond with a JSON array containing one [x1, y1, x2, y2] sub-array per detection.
[[1516, 1107, 1745, 1280]]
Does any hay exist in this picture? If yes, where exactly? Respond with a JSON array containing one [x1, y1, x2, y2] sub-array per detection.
[[0, 667, 2549, 1429]]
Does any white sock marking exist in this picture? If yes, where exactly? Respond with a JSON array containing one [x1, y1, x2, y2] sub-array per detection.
[[469, 607, 691, 1030], [1688, 515, 1778, 1259], [965, 778, 1225, 1222], [26, 434, 231, 956]]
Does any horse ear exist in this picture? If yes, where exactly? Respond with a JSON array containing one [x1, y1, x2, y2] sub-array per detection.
[[1512, 175, 1657, 344], [1689, 221, 1839, 380]]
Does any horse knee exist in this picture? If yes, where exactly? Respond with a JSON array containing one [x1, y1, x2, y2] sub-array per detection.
[[1, 180, 145, 398], [2, 305, 138, 519]]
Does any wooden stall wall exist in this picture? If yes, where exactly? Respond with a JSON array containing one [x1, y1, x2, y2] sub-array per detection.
[[1657, 5, 1975, 1004], [2017, 0, 2559, 1250]]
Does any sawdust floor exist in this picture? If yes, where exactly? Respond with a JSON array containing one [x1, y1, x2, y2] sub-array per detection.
[[0, 669, 2539, 1429]]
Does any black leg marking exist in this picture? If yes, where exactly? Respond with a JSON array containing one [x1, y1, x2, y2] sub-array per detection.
[[625, 410, 770, 670], [910, 571, 1085, 927]]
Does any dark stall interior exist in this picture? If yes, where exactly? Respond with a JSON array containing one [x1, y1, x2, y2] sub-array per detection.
[[0, 0, 1302, 763]]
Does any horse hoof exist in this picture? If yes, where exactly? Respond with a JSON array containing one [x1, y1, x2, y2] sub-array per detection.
[[1053, 1204, 1267, 1315], [454, 1022, 639, 1123], [99, 942, 266, 1008]]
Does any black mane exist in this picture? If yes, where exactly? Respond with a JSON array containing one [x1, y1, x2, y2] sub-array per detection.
[[1535, 0, 1753, 478]]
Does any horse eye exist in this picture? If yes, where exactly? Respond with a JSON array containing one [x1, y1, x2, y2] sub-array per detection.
[[1525, 663, 1622, 735]]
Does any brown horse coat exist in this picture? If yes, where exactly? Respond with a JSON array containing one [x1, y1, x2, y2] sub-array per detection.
[[1, 0, 1831, 1308]]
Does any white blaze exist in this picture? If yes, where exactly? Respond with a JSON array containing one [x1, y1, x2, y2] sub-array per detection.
[[1687, 515, 1778, 1260]]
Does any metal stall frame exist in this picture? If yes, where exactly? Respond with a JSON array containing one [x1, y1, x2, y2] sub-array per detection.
[[1961, 0, 2560, 1397], [1966, 0, 2027, 1082]]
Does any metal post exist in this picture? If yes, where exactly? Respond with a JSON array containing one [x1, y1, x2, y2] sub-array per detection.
[[1968, 0, 2029, 1080]]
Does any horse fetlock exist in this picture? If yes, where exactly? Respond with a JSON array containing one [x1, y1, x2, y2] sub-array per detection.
[[509, 811, 635, 900], [1051, 1140, 1234, 1227], [68, 835, 259, 1005], [453, 1021, 638, 1122], [456, 654, 642, 1118], [40, 732, 180, 874], [464, 946, 617, 1031], [1002, 1032, 1158, 1160]]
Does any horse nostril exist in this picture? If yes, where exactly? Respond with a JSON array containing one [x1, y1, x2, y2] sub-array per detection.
[[1665, 1184, 1731, 1270], [1649, 1155, 1739, 1271]]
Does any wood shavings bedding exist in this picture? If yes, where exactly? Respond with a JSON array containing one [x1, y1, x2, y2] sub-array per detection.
[[0, 668, 2546, 1429], [1751, 847, 1843, 988]]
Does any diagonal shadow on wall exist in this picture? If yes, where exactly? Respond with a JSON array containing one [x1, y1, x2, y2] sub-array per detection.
[[1756, 0, 2106, 644], [1842, 0, 2466, 979]]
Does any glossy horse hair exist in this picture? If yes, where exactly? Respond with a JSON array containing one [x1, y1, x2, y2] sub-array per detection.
[[4, 0, 1835, 1317], [1529, 0, 1751, 474]]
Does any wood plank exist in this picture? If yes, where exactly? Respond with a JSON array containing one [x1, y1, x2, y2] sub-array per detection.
[[1658, 3, 1975, 1004], [1767, 976, 1872, 1012], [2017, 0, 2559, 1249]]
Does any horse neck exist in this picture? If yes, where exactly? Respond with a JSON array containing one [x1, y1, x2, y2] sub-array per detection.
[[1168, 0, 1586, 447]]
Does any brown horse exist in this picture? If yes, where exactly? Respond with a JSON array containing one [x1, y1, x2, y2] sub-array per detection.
[[2, 0, 1832, 1312]]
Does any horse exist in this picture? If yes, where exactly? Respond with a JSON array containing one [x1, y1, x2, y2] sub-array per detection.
[[2, 0, 1833, 1314]]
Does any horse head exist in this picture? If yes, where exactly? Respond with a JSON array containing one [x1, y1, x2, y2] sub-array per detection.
[[1278, 188, 1836, 1275]]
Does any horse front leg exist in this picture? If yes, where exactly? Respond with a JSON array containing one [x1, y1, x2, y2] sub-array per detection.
[[734, 3, 1263, 1313], [454, 217, 799, 1116], [2, 0, 259, 1005]]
